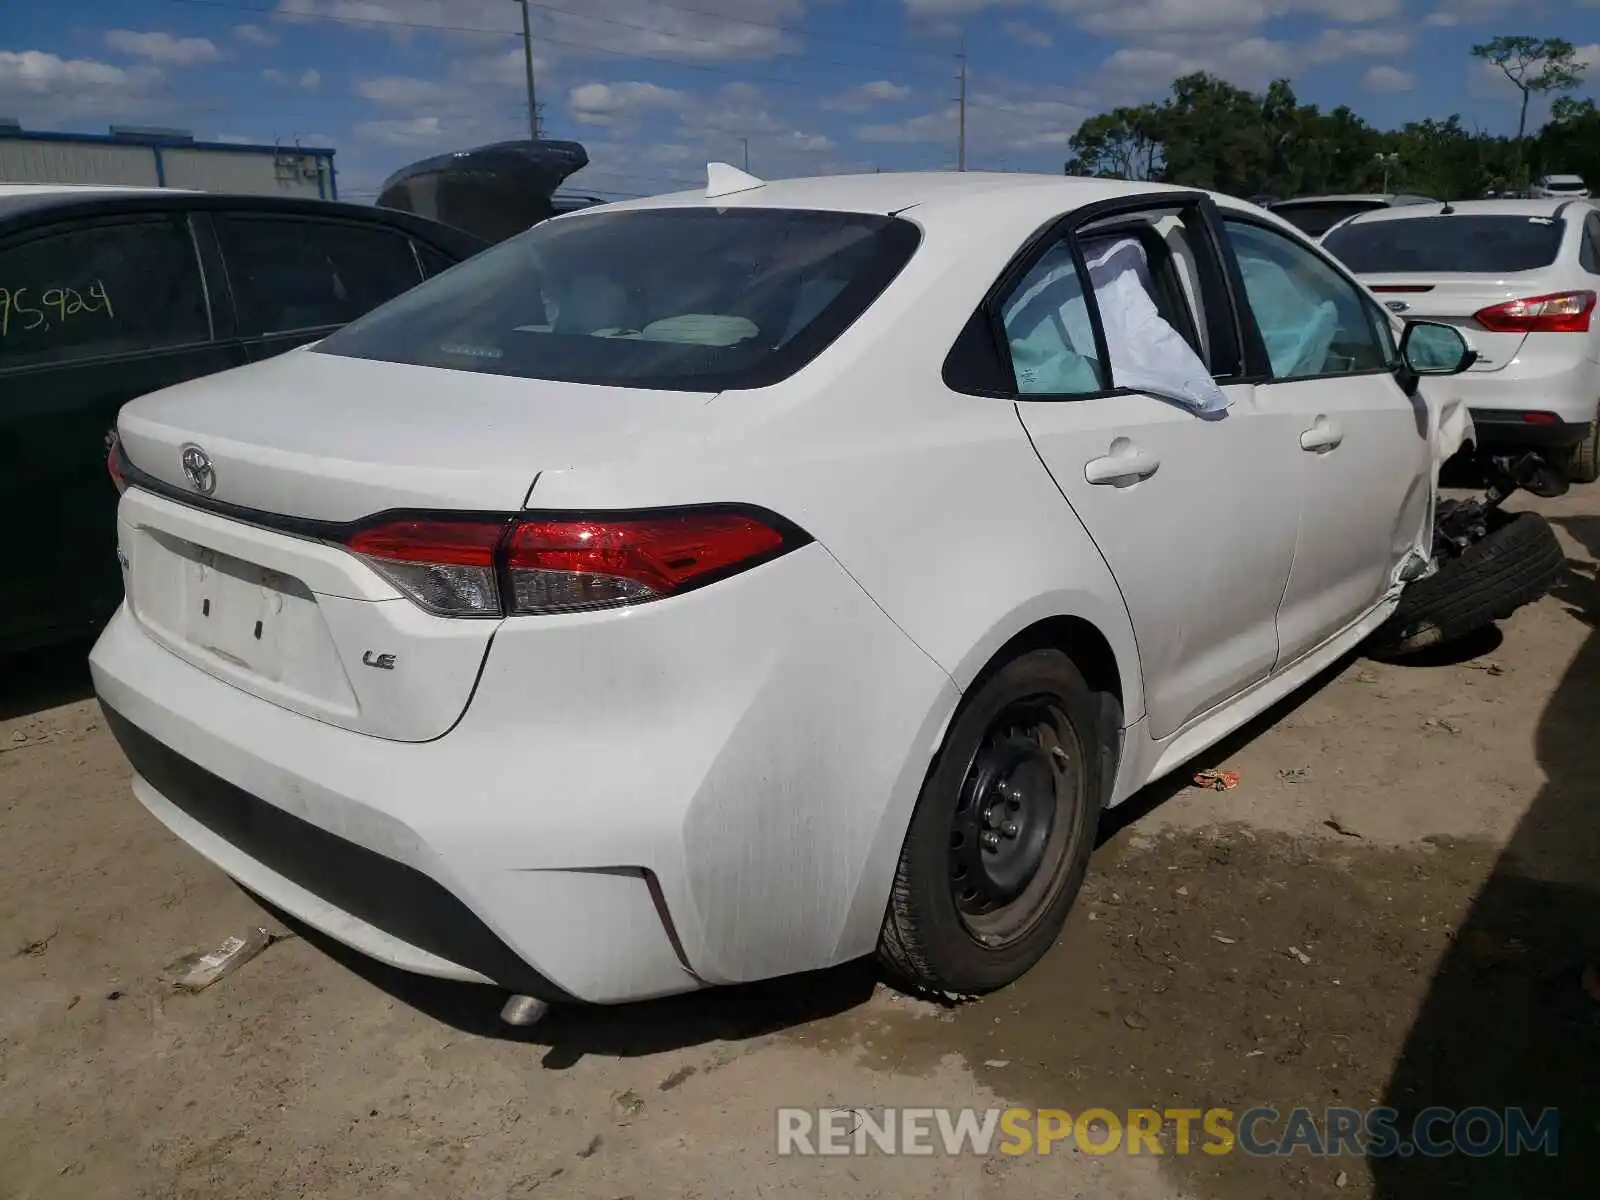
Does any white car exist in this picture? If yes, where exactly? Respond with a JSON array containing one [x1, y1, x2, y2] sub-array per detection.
[[1268, 193, 1437, 239], [1322, 198, 1600, 482], [1531, 174, 1590, 200], [92, 169, 1490, 1014]]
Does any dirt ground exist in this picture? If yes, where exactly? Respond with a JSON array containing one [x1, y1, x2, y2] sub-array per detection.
[[2, 486, 1596, 1200]]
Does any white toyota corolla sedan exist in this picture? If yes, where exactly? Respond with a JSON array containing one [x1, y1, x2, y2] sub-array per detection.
[[92, 168, 1482, 1013]]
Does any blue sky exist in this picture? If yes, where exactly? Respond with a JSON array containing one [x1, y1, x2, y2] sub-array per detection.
[[1, 0, 1595, 200]]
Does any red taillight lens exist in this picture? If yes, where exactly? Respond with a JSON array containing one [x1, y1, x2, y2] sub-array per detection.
[[504, 513, 789, 614], [1474, 290, 1595, 334], [341, 509, 799, 617], [346, 519, 509, 617], [106, 432, 127, 494]]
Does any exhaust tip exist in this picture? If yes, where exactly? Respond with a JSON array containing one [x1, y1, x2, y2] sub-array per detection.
[[499, 994, 551, 1027]]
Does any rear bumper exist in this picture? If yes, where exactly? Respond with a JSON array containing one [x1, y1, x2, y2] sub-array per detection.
[[90, 541, 958, 1004], [1468, 409, 1592, 449]]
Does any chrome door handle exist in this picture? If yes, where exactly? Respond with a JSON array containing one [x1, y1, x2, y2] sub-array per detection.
[[1300, 416, 1344, 453], [1085, 438, 1161, 486]]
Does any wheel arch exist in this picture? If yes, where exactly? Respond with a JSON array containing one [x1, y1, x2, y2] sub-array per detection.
[[832, 595, 1143, 964]]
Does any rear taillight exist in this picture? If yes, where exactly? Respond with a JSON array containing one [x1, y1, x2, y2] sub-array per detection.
[[106, 432, 127, 494], [346, 519, 507, 617], [342, 509, 803, 618], [1474, 290, 1595, 334]]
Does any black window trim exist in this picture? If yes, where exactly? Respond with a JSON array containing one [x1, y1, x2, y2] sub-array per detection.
[[943, 190, 1257, 403], [212, 210, 425, 340], [1219, 211, 1404, 386], [0, 211, 217, 376]]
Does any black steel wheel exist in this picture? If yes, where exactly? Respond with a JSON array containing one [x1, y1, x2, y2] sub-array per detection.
[[878, 648, 1115, 995]]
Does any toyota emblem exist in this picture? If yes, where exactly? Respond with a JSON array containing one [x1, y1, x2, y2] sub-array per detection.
[[180, 444, 216, 496]]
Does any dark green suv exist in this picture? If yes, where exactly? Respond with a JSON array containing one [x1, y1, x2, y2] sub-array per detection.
[[0, 186, 485, 654]]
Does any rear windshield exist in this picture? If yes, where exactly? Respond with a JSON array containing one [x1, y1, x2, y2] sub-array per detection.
[[1542, 180, 1586, 193], [1322, 215, 1566, 274], [1268, 201, 1386, 237], [314, 207, 921, 391]]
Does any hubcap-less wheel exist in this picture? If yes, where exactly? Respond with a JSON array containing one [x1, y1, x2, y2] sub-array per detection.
[[948, 696, 1084, 947]]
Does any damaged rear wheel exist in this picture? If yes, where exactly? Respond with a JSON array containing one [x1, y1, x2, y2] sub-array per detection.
[[1369, 509, 1566, 659]]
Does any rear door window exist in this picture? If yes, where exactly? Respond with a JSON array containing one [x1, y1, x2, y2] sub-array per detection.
[[1323, 216, 1566, 274], [413, 240, 458, 279], [215, 216, 422, 337], [0, 217, 209, 368]]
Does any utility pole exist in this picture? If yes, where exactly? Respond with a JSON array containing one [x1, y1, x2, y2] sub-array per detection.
[[514, 0, 539, 140], [740, 137, 749, 172], [956, 38, 967, 172]]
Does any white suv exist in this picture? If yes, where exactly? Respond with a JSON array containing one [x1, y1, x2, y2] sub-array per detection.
[[1531, 174, 1590, 200], [1323, 198, 1600, 481], [91, 172, 1542, 1014]]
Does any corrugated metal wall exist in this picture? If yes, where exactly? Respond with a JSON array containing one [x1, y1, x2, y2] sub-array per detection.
[[162, 148, 326, 197], [0, 140, 159, 186], [0, 139, 331, 198]]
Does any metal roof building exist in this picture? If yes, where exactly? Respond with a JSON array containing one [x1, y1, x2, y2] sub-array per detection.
[[0, 121, 337, 199]]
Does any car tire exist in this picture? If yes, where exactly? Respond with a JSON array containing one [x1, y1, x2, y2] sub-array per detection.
[[1368, 510, 1566, 659], [1555, 420, 1600, 485], [876, 648, 1113, 997]]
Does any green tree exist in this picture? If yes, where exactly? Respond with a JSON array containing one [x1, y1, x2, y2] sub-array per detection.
[[1065, 104, 1165, 180], [1470, 36, 1585, 142]]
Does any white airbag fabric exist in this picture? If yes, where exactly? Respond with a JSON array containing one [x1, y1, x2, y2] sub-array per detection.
[[1001, 236, 1228, 413], [1082, 238, 1229, 414]]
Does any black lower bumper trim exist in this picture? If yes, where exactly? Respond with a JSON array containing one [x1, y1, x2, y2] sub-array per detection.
[[1468, 409, 1591, 449], [101, 702, 574, 1003]]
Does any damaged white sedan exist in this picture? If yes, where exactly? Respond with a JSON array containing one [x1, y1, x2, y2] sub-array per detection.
[[91, 168, 1562, 1017]]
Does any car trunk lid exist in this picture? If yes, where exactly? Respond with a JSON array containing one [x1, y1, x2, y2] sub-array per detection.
[[115, 349, 711, 741], [1361, 273, 1542, 372]]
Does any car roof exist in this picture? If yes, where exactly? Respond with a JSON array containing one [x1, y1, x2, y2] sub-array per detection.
[[582, 170, 1277, 233], [0, 186, 489, 254], [1331, 197, 1583, 228], [1540, 174, 1586, 183]]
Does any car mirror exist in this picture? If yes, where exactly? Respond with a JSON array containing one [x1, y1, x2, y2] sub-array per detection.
[[1399, 320, 1476, 376]]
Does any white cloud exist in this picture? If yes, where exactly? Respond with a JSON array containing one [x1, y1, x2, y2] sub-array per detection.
[[1004, 20, 1055, 47], [1362, 65, 1416, 92], [1308, 28, 1411, 62], [902, 0, 1026, 14], [354, 114, 446, 145], [1096, 36, 1294, 94], [1041, 0, 1400, 36], [857, 87, 1090, 157], [278, 0, 807, 62], [233, 23, 279, 47], [1422, 0, 1516, 25], [103, 30, 223, 66], [821, 80, 914, 112], [263, 67, 323, 90], [568, 80, 689, 125], [0, 50, 164, 121]]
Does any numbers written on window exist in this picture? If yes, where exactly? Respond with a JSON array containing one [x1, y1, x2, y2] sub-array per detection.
[[1223, 220, 1392, 380], [216, 217, 423, 338], [0, 220, 208, 368]]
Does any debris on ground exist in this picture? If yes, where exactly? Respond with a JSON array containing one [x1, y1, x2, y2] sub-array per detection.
[[1421, 717, 1462, 736], [1465, 661, 1506, 676], [1212, 933, 1237, 945], [1324, 818, 1365, 839], [1287, 946, 1313, 965], [1335, 1169, 1349, 1188], [1193, 768, 1240, 791], [167, 927, 281, 993], [1278, 767, 1313, 784], [1352, 669, 1379, 684], [16, 930, 57, 957]]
